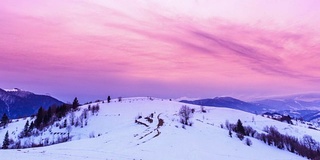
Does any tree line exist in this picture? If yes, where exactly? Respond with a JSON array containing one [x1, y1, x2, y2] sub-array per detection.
[[1, 96, 111, 149], [227, 119, 320, 159]]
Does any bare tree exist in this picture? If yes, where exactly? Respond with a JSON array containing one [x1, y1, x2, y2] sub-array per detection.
[[179, 105, 193, 126], [225, 120, 230, 130], [79, 114, 84, 128], [69, 112, 75, 126], [303, 135, 318, 151], [82, 109, 88, 119], [66, 125, 72, 140]]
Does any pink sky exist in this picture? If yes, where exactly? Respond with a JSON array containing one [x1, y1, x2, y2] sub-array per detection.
[[1, 0, 320, 102]]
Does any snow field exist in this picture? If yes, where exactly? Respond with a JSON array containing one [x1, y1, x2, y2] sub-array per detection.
[[0, 97, 311, 159]]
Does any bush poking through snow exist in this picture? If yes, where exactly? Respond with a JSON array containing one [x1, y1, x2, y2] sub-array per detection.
[[145, 117, 153, 123], [136, 113, 142, 120], [237, 133, 244, 141], [89, 132, 95, 138], [157, 119, 164, 128], [245, 138, 252, 146], [201, 106, 206, 113]]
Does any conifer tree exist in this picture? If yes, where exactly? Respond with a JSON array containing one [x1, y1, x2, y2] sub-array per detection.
[[236, 119, 245, 135], [2, 131, 9, 149], [35, 107, 44, 128], [29, 121, 34, 132], [47, 107, 52, 121], [107, 96, 111, 103], [1, 113, 9, 128], [72, 97, 80, 110], [23, 120, 30, 137]]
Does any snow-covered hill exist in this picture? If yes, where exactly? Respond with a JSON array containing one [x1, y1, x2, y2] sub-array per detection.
[[1, 97, 318, 160]]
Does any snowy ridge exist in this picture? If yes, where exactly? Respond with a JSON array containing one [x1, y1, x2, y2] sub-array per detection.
[[4, 88, 22, 92], [0, 97, 317, 159]]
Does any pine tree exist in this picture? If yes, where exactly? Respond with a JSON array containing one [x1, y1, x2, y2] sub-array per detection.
[[107, 96, 111, 103], [96, 104, 100, 112], [1, 113, 9, 128], [47, 107, 52, 121], [91, 105, 95, 115], [72, 97, 80, 110], [2, 131, 9, 149], [236, 119, 245, 135], [35, 107, 44, 128], [29, 121, 34, 132], [23, 120, 30, 137], [57, 104, 68, 118]]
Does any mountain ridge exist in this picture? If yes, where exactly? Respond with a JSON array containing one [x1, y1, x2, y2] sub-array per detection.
[[181, 95, 320, 121], [180, 96, 265, 114], [0, 88, 64, 118]]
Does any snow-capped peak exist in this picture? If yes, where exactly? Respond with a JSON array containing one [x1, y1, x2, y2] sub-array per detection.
[[4, 88, 22, 92]]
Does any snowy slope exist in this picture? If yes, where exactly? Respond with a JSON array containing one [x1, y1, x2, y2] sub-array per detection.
[[0, 97, 315, 160]]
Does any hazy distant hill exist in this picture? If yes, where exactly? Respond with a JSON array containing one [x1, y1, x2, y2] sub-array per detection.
[[0, 88, 63, 119], [252, 99, 320, 111], [181, 94, 320, 121], [252, 96, 320, 121], [181, 96, 265, 113]]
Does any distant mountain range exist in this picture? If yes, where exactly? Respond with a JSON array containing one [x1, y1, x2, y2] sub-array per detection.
[[0, 88, 64, 119], [181, 97, 264, 113], [181, 93, 320, 122]]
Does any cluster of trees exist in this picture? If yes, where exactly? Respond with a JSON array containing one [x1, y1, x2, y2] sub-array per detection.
[[19, 120, 35, 138], [1, 96, 108, 149], [1, 97, 84, 149], [34, 103, 71, 130], [226, 119, 253, 146], [33, 97, 81, 130], [88, 104, 100, 115], [259, 126, 320, 159], [63, 103, 100, 129], [226, 119, 320, 159], [226, 119, 255, 137]]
